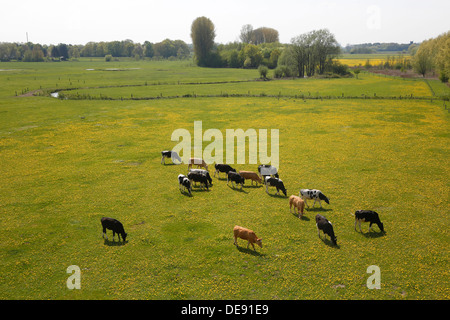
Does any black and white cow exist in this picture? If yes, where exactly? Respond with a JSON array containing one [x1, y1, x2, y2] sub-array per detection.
[[227, 171, 245, 189], [299, 189, 330, 208], [188, 169, 213, 186], [161, 150, 182, 164], [315, 214, 337, 246], [264, 177, 287, 196], [258, 165, 279, 180], [187, 171, 209, 190], [178, 174, 192, 196], [354, 210, 385, 233], [101, 217, 127, 242], [214, 164, 236, 178]]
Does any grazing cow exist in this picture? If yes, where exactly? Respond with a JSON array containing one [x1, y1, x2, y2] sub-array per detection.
[[289, 195, 305, 218], [299, 189, 330, 208], [264, 176, 287, 196], [178, 174, 192, 196], [101, 217, 127, 242], [233, 225, 262, 251], [214, 164, 236, 178], [187, 158, 208, 171], [258, 164, 279, 180], [188, 169, 213, 186], [354, 210, 385, 233], [187, 171, 209, 190], [239, 171, 262, 185], [315, 214, 337, 246], [161, 150, 182, 164], [227, 171, 245, 189]]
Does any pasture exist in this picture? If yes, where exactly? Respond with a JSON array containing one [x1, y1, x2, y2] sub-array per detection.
[[0, 60, 448, 299]]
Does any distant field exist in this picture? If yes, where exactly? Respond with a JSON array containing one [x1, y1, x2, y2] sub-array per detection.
[[0, 60, 448, 300], [337, 53, 411, 67]]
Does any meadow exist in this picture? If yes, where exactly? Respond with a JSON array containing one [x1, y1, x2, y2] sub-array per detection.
[[0, 60, 448, 300]]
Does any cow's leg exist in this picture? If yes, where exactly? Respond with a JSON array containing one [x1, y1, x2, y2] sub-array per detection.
[[354, 218, 358, 231], [358, 220, 363, 233], [102, 227, 108, 239], [289, 202, 292, 213], [234, 236, 238, 246], [369, 222, 373, 232], [316, 224, 321, 238], [303, 198, 309, 208], [265, 184, 269, 194]]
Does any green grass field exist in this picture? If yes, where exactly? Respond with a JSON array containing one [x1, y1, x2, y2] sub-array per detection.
[[0, 60, 449, 299]]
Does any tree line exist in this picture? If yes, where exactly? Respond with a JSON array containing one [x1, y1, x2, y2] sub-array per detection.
[[0, 39, 191, 62], [412, 31, 449, 82], [191, 17, 345, 78]]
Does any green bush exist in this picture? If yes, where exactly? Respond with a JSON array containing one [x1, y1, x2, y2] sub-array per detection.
[[258, 65, 269, 79], [105, 54, 112, 62]]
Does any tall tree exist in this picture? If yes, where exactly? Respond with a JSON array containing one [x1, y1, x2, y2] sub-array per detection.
[[239, 24, 254, 43], [285, 29, 340, 77], [413, 39, 433, 77], [191, 16, 216, 66]]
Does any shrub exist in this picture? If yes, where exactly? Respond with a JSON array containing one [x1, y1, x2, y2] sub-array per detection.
[[105, 54, 112, 62], [439, 72, 449, 83], [258, 65, 269, 79]]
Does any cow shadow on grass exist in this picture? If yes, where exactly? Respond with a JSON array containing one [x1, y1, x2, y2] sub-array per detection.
[[235, 245, 266, 257], [290, 212, 310, 221], [358, 230, 386, 239], [319, 237, 340, 249], [305, 207, 333, 213], [266, 192, 288, 199], [227, 185, 249, 194], [103, 239, 128, 246], [243, 184, 263, 189]]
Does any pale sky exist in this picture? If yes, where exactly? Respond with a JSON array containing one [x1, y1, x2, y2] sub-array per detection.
[[1, 0, 449, 46]]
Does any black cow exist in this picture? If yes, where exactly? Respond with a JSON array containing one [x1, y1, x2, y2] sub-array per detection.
[[315, 214, 337, 246], [178, 174, 192, 196], [187, 171, 209, 190], [264, 176, 287, 196], [258, 165, 279, 180], [214, 164, 236, 178], [354, 210, 385, 233], [227, 171, 245, 189], [188, 169, 213, 186], [161, 150, 182, 164], [101, 217, 127, 242]]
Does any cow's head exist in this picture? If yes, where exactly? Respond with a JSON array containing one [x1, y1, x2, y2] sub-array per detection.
[[122, 232, 128, 242], [279, 184, 287, 196], [256, 238, 262, 248], [378, 222, 385, 233], [331, 235, 337, 246]]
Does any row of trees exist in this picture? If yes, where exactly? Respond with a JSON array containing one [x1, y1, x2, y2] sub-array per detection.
[[0, 42, 73, 62], [81, 39, 190, 59], [0, 39, 191, 62], [191, 17, 341, 77], [412, 31, 449, 82]]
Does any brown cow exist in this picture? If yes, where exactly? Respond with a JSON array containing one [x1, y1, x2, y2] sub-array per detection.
[[187, 158, 208, 171], [238, 171, 262, 185], [233, 225, 262, 250], [289, 195, 305, 219]]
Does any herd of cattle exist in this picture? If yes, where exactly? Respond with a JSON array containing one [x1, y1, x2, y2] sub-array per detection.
[[99, 150, 386, 249]]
